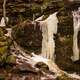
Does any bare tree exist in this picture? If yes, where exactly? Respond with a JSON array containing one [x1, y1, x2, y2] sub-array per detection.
[[3, 0, 7, 26]]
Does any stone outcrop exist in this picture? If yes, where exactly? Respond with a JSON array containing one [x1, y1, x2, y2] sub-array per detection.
[[0, 27, 15, 65]]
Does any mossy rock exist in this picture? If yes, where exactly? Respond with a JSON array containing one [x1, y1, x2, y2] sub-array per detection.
[[0, 42, 9, 47], [31, 4, 41, 13], [0, 36, 8, 42], [0, 46, 8, 55], [0, 74, 5, 80], [0, 28, 4, 37], [0, 37, 12, 55], [0, 28, 15, 65], [6, 55, 16, 64], [57, 74, 73, 80]]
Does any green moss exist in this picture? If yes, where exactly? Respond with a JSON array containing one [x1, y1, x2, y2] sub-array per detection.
[[6, 55, 16, 64], [0, 28, 15, 65], [0, 75, 5, 80], [57, 74, 73, 80], [0, 36, 7, 42], [0, 28, 4, 37], [57, 1, 64, 8], [31, 4, 41, 13], [0, 42, 8, 47], [0, 46, 8, 55]]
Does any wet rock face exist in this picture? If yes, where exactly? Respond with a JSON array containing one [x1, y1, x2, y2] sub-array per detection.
[[12, 20, 42, 54]]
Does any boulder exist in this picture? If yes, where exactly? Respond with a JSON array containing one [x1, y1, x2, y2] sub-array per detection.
[[0, 27, 15, 65]]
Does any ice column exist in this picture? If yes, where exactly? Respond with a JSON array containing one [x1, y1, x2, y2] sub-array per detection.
[[40, 12, 58, 61], [72, 7, 80, 61]]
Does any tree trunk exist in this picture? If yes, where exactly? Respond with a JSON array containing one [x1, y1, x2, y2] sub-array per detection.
[[3, 0, 7, 26]]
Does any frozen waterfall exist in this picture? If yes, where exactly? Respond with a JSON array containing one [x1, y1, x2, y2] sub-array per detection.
[[0, 17, 8, 27], [40, 12, 58, 61], [72, 7, 80, 61]]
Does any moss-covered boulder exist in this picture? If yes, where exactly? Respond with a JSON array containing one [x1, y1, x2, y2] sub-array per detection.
[[57, 74, 75, 80], [0, 28, 15, 65]]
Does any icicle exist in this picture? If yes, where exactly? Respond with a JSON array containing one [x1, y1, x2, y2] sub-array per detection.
[[72, 8, 80, 61], [0, 17, 8, 27], [72, 23, 80, 61], [40, 12, 58, 61]]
